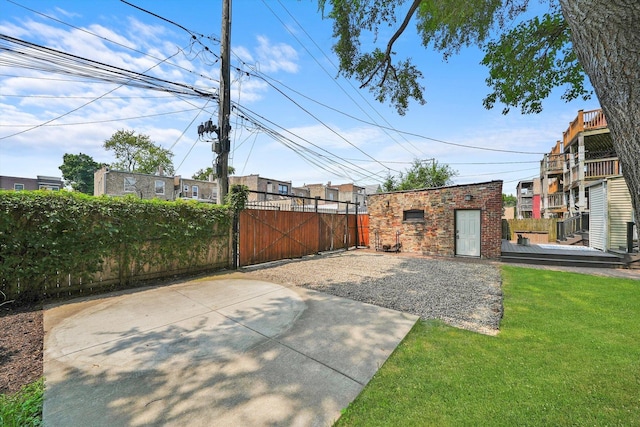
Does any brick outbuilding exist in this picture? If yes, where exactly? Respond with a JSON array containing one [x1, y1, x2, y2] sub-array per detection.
[[368, 180, 503, 259]]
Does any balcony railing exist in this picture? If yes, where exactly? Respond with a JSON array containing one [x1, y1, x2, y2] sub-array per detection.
[[542, 153, 565, 173], [585, 157, 621, 178], [557, 213, 590, 241], [546, 193, 564, 209], [563, 108, 608, 148], [547, 193, 565, 209]]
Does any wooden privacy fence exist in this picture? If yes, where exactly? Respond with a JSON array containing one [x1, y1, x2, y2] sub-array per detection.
[[238, 209, 369, 267], [505, 218, 558, 242]]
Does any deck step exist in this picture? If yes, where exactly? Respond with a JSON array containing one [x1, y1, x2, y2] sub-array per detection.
[[501, 239, 626, 269], [501, 255, 626, 269]]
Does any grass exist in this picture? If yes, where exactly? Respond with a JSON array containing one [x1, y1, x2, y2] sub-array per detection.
[[0, 378, 44, 427], [336, 266, 640, 426]]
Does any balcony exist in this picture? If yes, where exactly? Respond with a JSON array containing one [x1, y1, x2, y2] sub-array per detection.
[[542, 153, 565, 174], [548, 180, 561, 194], [563, 109, 608, 148], [585, 157, 621, 179], [546, 193, 565, 210]]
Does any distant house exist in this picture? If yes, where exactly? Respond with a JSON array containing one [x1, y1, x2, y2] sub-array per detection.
[[337, 183, 367, 208], [291, 186, 311, 198], [368, 181, 503, 259], [175, 176, 217, 203], [94, 167, 175, 201], [229, 174, 292, 201], [516, 179, 541, 219], [0, 175, 63, 191], [588, 176, 635, 252], [94, 167, 221, 202], [304, 182, 339, 204]]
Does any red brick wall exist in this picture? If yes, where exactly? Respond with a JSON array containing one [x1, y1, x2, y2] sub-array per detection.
[[368, 181, 503, 259]]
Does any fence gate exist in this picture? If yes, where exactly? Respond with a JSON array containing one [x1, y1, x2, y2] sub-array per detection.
[[238, 209, 369, 267]]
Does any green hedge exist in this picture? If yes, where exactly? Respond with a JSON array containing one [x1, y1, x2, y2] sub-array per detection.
[[0, 191, 232, 304]]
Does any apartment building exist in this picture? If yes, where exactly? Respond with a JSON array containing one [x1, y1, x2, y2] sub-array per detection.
[[516, 178, 541, 219], [539, 109, 621, 218], [0, 175, 63, 191]]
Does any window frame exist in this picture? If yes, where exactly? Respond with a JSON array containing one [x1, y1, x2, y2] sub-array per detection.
[[14, 183, 24, 191], [278, 184, 288, 195], [39, 185, 59, 191], [403, 209, 425, 222], [192, 185, 199, 198], [155, 180, 165, 195], [124, 177, 136, 192]]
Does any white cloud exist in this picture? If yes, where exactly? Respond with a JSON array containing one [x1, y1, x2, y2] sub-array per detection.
[[52, 7, 80, 19], [254, 35, 298, 73], [286, 123, 385, 150]]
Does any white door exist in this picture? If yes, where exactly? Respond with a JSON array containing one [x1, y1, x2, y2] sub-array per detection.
[[456, 210, 481, 257], [589, 182, 606, 250]]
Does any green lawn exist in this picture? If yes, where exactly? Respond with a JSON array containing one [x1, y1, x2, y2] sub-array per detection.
[[336, 266, 640, 426]]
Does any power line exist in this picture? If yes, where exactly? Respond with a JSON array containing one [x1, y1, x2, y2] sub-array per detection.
[[0, 108, 203, 127], [256, 74, 545, 155], [6, 0, 219, 85], [232, 104, 389, 183], [1, 94, 192, 100], [0, 35, 218, 99], [340, 157, 540, 166], [264, 0, 426, 159], [0, 35, 196, 140], [120, 0, 196, 37]]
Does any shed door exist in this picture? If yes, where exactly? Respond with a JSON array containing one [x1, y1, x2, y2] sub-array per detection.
[[589, 182, 606, 251], [456, 210, 481, 257]]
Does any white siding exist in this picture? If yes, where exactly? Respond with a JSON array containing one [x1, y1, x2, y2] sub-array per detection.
[[589, 182, 606, 251], [608, 177, 633, 250]]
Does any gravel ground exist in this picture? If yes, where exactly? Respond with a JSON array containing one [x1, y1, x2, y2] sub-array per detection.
[[242, 250, 503, 335]]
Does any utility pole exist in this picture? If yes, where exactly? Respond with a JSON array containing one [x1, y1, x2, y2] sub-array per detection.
[[217, 0, 231, 204]]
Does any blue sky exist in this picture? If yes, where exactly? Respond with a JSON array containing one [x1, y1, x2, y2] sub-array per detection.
[[0, 0, 601, 194]]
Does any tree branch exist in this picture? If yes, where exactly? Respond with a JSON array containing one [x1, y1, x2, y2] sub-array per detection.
[[360, 0, 422, 89]]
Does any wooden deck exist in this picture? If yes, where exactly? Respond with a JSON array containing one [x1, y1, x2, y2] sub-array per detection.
[[501, 240, 626, 268]]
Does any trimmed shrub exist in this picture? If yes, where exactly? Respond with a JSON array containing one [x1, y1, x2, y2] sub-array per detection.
[[0, 191, 231, 304]]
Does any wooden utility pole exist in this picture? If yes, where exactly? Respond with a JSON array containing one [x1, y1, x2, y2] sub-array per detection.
[[217, 0, 231, 204]]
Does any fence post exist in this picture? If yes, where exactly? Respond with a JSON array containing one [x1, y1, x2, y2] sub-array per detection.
[[345, 202, 349, 251], [232, 210, 239, 269], [557, 220, 565, 241], [355, 202, 359, 249]]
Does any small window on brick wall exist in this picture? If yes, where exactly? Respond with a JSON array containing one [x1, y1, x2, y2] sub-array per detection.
[[403, 209, 425, 222]]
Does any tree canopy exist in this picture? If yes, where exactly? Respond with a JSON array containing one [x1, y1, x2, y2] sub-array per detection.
[[320, 0, 591, 115], [192, 165, 236, 181], [502, 194, 517, 207], [321, 0, 640, 228], [58, 153, 105, 194], [103, 130, 174, 175], [382, 159, 457, 191]]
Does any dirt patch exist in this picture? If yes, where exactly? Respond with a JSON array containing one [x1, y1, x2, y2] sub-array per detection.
[[0, 304, 43, 395]]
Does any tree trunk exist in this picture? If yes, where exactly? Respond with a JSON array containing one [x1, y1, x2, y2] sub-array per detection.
[[559, 0, 640, 232]]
